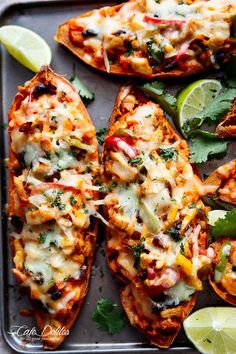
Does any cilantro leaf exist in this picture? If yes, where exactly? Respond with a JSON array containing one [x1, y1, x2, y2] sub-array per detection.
[[141, 81, 164, 96], [139, 81, 177, 118], [212, 208, 236, 238], [92, 298, 125, 334], [70, 68, 94, 106], [189, 130, 228, 164], [196, 89, 236, 122], [96, 127, 107, 145]]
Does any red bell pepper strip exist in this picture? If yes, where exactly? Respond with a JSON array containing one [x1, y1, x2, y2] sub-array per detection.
[[105, 136, 138, 159], [144, 15, 186, 26]]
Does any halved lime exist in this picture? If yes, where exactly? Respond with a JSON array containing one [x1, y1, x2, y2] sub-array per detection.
[[176, 79, 222, 137], [184, 307, 236, 354], [207, 210, 228, 226], [0, 25, 52, 72]]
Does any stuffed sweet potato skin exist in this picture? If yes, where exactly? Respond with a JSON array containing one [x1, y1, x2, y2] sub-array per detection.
[[216, 99, 236, 138], [102, 85, 210, 348], [209, 238, 236, 306], [55, 0, 236, 78], [121, 283, 197, 348], [204, 161, 236, 306], [8, 66, 99, 350]]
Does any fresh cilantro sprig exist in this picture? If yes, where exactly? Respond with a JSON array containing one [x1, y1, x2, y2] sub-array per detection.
[[92, 298, 125, 334], [195, 88, 236, 123], [70, 66, 94, 106], [189, 130, 228, 164], [212, 208, 236, 239], [139, 81, 177, 117], [96, 128, 107, 145]]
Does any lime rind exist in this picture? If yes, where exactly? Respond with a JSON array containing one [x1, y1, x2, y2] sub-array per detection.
[[176, 79, 222, 136]]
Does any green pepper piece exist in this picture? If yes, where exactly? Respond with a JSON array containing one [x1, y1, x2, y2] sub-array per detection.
[[214, 242, 231, 283]]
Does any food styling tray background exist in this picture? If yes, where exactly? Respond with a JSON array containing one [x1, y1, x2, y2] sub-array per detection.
[[0, 0, 233, 353]]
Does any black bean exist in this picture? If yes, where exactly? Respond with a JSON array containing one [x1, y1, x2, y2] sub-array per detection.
[[33, 83, 57, 98], [50, 291, 62, 301], [214, 52, 225, 65], [114, 30, 126, 36], [82, 29, 98, 37], [232, 265, 236, 272]]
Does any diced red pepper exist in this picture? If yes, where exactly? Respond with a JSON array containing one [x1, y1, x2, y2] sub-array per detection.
[[144, 15, 186, 26], [147, 266, 156, 280], [105, 136, 138, 159]]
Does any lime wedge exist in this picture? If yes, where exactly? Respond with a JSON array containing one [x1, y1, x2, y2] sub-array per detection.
[[0, 25, 52, 72], [207, 210, 228, 226], [176, 79, 222, 137], [184, 307, 236, 354]]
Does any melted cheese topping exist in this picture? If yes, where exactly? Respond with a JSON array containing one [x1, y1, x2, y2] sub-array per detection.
[[69, 0, 236, 74], [10, 73, 99, 314], [104, 100, 210, 304]]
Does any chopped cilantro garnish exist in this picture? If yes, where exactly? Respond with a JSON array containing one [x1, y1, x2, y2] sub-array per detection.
[[70, 196, 77, 206], [38, 233, 46, 244], [124, 42, 134, 57], [51, 191, 65, 210], [159, 147, 178, 161], [129, 157, 143, 166], [129, 237, 145, 268], [146, 39, 165, 64], [92, 298, 125, 334], [180, 241, 185, 256]]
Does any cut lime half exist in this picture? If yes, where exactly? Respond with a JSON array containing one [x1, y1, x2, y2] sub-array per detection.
[[176, 79, 222, 137], [184, 307, 236, 354], [0, 25, 52, 72]]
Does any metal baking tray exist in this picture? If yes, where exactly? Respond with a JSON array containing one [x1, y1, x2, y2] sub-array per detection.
[[0, 0, 232, 352]]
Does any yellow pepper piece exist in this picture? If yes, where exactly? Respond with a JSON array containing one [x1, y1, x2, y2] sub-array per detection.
[[175, 253, 193, 277], [181, 208, 197, 232], [167, 205, 179, 224], [186, 276, 203, 291]]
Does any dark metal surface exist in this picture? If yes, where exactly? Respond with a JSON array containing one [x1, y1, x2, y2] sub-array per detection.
[[0, 0, 230, 353]]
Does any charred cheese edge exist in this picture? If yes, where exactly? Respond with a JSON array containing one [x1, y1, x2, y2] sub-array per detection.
[[55, 0, 236, 78], [102, 85, 211, 348], [8, 66, 99, 350]]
